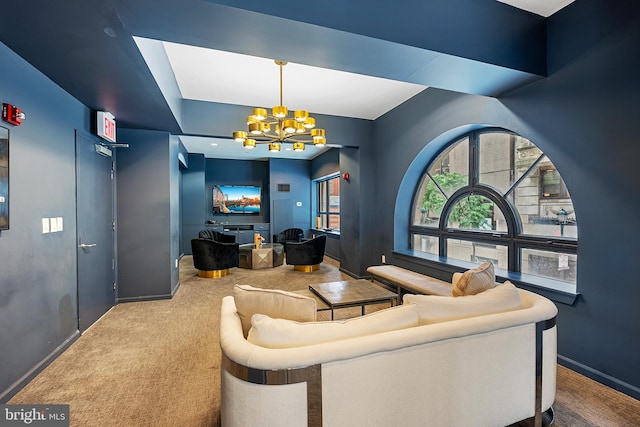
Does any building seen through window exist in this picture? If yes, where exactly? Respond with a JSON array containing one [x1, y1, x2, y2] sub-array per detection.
[[411, 130, 577, 288], [316, 174, 340, 231]]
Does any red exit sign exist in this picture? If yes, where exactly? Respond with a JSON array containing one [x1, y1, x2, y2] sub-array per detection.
[[96, 111, 116, 142]]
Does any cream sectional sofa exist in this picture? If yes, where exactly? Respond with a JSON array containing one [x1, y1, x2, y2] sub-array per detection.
[[220, 282, 558, 427]]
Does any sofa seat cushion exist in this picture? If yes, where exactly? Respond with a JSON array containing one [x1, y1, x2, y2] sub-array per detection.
[[404, 281, 522, 324], [233, 285, 317, 337], [247, 304, 419, 349], [451, 261, 496, 296]]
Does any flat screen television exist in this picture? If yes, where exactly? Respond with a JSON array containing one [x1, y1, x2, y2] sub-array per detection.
[[213, 185, 261, 215]]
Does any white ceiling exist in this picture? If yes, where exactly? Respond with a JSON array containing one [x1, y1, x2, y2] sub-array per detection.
[[158, 0, 576, 160], [497, 0, 575, 17], [179, 135, 332, 161], [164, 42, 427, 160], [165, 43, 427, 121]]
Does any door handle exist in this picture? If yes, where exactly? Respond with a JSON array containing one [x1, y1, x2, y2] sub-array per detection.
[[79, 243, 97, 248]]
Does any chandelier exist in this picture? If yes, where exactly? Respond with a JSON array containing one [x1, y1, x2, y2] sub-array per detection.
[[232, 60, 326, 152]]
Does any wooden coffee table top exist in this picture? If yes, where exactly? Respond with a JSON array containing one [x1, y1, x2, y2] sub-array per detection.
[[309, 279, 397, 308]]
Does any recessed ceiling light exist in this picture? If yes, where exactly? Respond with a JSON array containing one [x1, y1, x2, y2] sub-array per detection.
[[210, 142, 218, 146]]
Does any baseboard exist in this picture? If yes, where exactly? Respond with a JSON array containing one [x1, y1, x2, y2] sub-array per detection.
[[171, 280, 181, 297], [117, 293, 173, 303], [338, 266, 361, 279], [0, 330, 80, 403], [558, 354, 640, 400]]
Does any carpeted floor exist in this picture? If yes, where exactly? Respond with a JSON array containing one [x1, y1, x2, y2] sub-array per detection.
[[9, 256, 640, 426]]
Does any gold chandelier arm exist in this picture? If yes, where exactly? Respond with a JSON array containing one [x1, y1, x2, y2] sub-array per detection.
[[275, 60, 287, 106]]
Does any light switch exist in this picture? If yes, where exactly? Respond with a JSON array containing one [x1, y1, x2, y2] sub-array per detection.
[[50, 217, 58, 232], [56, 217, 63, 231], [42, 218, 50, 234]]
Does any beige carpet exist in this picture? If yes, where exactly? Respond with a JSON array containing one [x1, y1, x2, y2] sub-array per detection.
[[9, 256, 640, 426]]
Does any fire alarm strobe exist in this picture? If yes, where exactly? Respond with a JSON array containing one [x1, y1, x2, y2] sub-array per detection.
[[2, 103, 26, 126]]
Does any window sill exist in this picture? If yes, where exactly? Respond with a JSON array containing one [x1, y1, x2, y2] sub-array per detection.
[[392, 249, 579, 305], [311, 228, 340, 237]]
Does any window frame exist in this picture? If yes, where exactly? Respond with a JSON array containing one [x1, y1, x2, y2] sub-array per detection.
[[315, 173, 340, 232], [408, 128, 578, 298]]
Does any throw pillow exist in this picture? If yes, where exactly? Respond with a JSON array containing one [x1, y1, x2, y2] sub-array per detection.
[[247, 304, 419, 349], [451, 261, 495, 297], [233, 284, 317, 337], [404, 281, 522, 324]]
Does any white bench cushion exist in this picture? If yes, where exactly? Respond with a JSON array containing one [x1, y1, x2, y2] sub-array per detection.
[[367, 265, 452, 296]]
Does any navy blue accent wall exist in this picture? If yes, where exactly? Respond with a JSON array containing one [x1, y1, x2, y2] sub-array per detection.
[[311, 149, 339, 180], [311, 140, 376, 276], [269, 158, 311, 236], [116, 129, 179, 301], [0, 42, 89, 400], [169, 135, 180, 289], [372, 1, 640, 397], [182, 153, 206, 255]]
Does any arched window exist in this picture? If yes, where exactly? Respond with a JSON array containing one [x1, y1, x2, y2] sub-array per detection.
[[410, 129, 577, 290]]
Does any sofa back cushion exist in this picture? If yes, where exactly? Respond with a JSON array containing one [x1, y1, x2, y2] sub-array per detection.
[[404, 281, 522, 324], [247, 304, 419, 349], [233, 285, 317, 337], [451, 261, 496, 296]]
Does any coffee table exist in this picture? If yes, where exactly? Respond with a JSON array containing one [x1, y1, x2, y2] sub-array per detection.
[[308, 279, 397, 320], [238, 243, 284, 269]]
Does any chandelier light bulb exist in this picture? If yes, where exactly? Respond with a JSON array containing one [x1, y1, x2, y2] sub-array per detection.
[[248, 122, 262, 135], [311, 128, 325, 139], [243, 139, 256, 149], [303, 117, 316, 129], [233, 131, 247, 142], [269, 143, 281, 152], [283, 119, 297, 134], [293, 142, 305, 152], [272, 105, 287, 118], [252, 108, 267, 121], [294, 110, 309, 123]]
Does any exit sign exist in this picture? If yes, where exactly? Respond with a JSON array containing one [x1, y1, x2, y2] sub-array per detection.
[[96, 111, 116, 142]]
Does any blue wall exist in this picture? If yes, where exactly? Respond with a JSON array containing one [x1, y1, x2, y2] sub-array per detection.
[[372, 0, 640, 397], [0, 42, 90, 400], [1, 0, 638, 403], [269, 158, 312, 237], [181, 154, 206, 255], [116, 129, 180, 301]]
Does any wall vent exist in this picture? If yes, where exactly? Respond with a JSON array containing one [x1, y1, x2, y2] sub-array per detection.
[[277, 184, 291, 192]]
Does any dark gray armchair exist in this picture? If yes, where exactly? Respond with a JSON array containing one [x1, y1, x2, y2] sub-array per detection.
[[285, 235, 326, 272], [199, 229, 236, 243], [273, 228, 304, 252], [191, 238, 239, 278]]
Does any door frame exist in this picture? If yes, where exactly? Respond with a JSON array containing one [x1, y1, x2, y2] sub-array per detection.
[[75, 130, 117, 332]]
